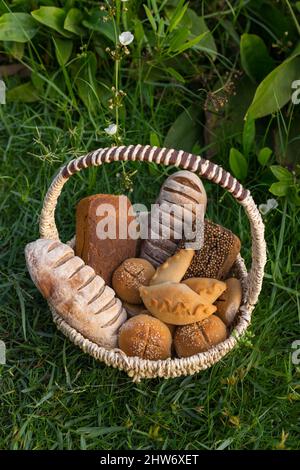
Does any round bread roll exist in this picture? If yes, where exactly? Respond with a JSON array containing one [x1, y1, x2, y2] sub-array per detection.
[[215, 278, 242, 326], [118, 314, 172, 360], [174, 315, 227, 358], [112, 258, 155, 304]]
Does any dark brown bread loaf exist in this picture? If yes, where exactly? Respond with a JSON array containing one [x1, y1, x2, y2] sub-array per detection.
[[182, 220, 241, 280], [76, 194, 138, 285]]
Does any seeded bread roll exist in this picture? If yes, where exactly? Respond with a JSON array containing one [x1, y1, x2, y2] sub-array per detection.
[[25, 239, 127, 349], [181, 220, 241, 280], [215, 277, 242, 326], [140, 171, 207, 267], [150, 249, 194, 286], [112, 258, 155, 304], [118, 314, 172, 360], [182, 278, 226, 304], [140, 282, 216, 325], [174, 315, 227, 357]]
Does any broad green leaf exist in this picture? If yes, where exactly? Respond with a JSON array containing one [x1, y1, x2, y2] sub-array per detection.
[[54, 38, 73, 66], [183, 9, 217, 59], [133, 19, 145, 44], [82, 10, 115, 42], [242, 114, 255, 157], [166, 67, 185, 83], [31, 7, 72, 38], [6, 82, 39, 102], [64, 8, 85, 36], [164, 105, 201, 152], [252, 2, 297, 43], [246, 54, 300, 118], [0, 13, 38, 42], [150, 132, 160, 147], [229, 148, 248, 180], [269, 182, 290, 197], [73, 52, 100, 112], [143, 5, 157, 32], [258, 147, 272, 166], [240, 34, 275, 82], [4, 41, 24, 60], [270, 165, 293, 183], [173, 31, 208, 54]]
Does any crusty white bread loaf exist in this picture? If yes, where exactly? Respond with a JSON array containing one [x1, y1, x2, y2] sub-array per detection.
[[140, 170, 206, 267], [25, 239, 127, 349]]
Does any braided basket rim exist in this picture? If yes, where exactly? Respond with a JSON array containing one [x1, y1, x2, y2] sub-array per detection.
[[37, 145, 267, 381]]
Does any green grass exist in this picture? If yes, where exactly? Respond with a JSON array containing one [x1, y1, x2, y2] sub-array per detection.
[[0, 100, 299, 451]]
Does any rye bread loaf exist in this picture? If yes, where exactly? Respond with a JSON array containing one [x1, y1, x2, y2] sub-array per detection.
[[76, 194, 138, 285], [25, 239, 127, 349], [181, 220, 241, 280]]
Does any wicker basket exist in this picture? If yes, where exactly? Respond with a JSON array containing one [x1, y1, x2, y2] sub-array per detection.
[[38, 144, 266, 381]]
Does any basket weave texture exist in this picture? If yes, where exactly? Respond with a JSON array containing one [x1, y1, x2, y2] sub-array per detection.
[[38, 145, 266, 381]]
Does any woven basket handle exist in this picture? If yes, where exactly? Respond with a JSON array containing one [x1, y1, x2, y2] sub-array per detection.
[[39, 145, 266, 307]]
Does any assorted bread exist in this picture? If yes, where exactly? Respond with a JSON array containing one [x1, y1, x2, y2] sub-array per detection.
[[26, 170, 244, 362]]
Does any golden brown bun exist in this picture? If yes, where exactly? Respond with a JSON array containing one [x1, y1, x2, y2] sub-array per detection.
[[182, 277, 226, 303], [112, 258, 155, 304], [140, 282, 216, 325], [215, 278, 242, 326], [150, 249, 194, 286], [118, 314, 172, 360], [174, 315, 227, 357]]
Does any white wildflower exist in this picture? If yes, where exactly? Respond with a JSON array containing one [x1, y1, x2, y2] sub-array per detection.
[[259, 198, 278, 215], [105, 123, 118, 135], [119, 31, 134, 46]]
